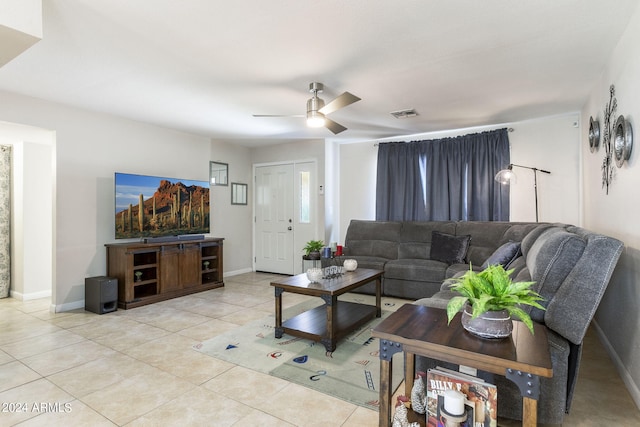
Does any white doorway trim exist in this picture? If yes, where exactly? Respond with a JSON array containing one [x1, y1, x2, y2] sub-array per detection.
[[253, 159, 319, 275], [0, 121, 56, 308]]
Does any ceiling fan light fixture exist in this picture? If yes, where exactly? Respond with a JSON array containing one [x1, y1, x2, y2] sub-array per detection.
[[252, 82, 359, 133], [306, 92, 326, 128], [306, 111, 326, 128]]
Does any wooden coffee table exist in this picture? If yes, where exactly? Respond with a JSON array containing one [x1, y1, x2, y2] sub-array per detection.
[[372, 303, 553, 427], [270, 268, 383, 352]]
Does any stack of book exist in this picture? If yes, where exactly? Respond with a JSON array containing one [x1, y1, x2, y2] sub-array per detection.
[[426, 367, 497, 427]]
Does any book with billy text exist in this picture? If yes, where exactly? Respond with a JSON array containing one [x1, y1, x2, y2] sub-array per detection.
[[426, 367, 497, 427]]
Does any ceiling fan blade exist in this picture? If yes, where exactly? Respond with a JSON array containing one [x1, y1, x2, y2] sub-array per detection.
[[252, 114, 305, 118], [324, 118, 347, 134], [318, 91, 361, 115]]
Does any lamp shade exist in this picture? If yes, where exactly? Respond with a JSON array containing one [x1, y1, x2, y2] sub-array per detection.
[[495, 168, 517, 184]]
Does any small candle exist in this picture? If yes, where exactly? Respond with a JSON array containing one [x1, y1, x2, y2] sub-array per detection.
[[443, 389, 465, 416], [330, 242, 337, 252]]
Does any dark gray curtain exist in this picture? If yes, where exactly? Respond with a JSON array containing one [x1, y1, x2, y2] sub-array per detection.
[[376, 128, 510, 221]]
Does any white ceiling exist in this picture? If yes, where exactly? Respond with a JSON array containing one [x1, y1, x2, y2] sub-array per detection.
[[1, 0, 638, 146]]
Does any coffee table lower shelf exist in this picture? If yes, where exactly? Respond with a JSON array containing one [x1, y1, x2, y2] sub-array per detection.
[[277, 301, 377, 351]]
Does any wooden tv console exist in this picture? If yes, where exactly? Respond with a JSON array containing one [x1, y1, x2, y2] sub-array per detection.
[[105, 237, 224, 309]]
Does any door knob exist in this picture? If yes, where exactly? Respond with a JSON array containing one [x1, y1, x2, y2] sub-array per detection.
[[288, 226, 292, 231]]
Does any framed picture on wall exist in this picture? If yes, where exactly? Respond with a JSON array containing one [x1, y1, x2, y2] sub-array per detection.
[[231, 182, 247, 205], [209, 161, 228, 186]]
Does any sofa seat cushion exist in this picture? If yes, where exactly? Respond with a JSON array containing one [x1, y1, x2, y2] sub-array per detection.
[[414, 289, 457, 309], [430, 231, 471, 264], [384, 258, 448, 282], [446, 263, 475, 278]]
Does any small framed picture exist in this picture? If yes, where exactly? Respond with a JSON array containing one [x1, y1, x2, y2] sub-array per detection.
[[209, 161, 228, 186], [231, 182, 248, 205]]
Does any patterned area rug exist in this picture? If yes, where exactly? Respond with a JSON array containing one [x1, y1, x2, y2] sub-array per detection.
[[193, 295, 405, 410]]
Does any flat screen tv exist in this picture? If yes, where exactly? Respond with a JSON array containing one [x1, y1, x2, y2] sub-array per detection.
[[114, 172, 210, 239]]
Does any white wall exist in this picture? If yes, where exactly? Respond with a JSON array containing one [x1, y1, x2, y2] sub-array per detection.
[[210, 140, 252, 275], [0, 122, 54, 300], [581, 1, 640, 409], [333, 116, 582, 244], [0, 90, 251, 311], [335, 141, 377, 242], [508, 114, 581, 224], [0, 0, 42, 67], [21, 141, 53, 298]]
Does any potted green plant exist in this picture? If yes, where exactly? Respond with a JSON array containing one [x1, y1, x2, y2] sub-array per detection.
[[303, 240, 324, 260], [445, 264, 545, 338]]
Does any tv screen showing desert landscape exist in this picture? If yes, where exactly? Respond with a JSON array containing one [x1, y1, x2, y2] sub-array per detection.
[[114, 172, 210, 239]]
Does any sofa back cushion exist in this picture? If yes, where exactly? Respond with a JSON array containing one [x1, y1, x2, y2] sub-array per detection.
[[455, 221, 537, 267], [524, 227, 587, 322], [397, 221, 456, 259], [544, 228, 623, 345], [344, 220, 401, 259], [500, 223, 544, 245]]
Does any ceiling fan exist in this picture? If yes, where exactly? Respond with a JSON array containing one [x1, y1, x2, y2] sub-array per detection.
[[253, 82, 361, 134]]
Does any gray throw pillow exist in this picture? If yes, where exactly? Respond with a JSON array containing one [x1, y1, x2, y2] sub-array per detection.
[[481, 241, 522, 269], [430, 231, 471, 264]]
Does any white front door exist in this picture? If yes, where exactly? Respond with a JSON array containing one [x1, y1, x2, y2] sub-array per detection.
[[254, 161, 318, 275], [254, 164, 295, 274]]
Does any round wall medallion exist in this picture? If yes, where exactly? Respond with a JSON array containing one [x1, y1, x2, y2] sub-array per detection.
[[613, 115, 633, 168], [589, 116, 600, 152]]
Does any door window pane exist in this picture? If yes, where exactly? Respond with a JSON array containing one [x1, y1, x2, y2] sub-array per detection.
[[299, 171, 310, 223]]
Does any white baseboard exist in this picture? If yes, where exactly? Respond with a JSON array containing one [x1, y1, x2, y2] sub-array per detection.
[[223, 268, 253, 277], [592, 320, 640, 411], [53, 300, 85, 313], [10, 289, 52, 301]]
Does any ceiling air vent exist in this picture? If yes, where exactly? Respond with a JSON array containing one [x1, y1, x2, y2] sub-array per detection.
[[390, 109, 418, 119]]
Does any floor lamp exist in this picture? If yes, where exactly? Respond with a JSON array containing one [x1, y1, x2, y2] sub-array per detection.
[[495, 163, 551, 222]]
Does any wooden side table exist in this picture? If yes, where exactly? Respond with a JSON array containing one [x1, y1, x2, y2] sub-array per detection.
[[371, 304, 553, 427]]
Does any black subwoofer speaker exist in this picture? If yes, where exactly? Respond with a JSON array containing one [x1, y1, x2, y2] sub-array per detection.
[[85, 276, 117, 314]]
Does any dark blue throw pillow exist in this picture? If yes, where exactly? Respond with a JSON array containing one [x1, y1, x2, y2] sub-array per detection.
[[481, 241, 522, 269], [430, 231, 471, 264]]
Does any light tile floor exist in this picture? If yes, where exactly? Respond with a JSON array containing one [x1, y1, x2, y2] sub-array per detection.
[[0, 272, 638, 426]]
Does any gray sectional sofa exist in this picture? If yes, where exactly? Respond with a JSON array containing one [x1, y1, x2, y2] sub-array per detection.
[[343, 219, 541, 299], [342, 219, 623, 424]]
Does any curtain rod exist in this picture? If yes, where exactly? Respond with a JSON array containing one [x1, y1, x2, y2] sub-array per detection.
[[373, 127, 514, 147]]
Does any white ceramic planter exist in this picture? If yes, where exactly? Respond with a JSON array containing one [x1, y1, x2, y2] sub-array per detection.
[[343, 259, 358, 271], [461, 305, 513, 339]]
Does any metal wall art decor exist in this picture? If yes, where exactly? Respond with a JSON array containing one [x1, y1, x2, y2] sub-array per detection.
[[589, 116, 600, 152], [601, 85, 617, 194], [613, 115, 633, 168], [598, 84, 634, 194]]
